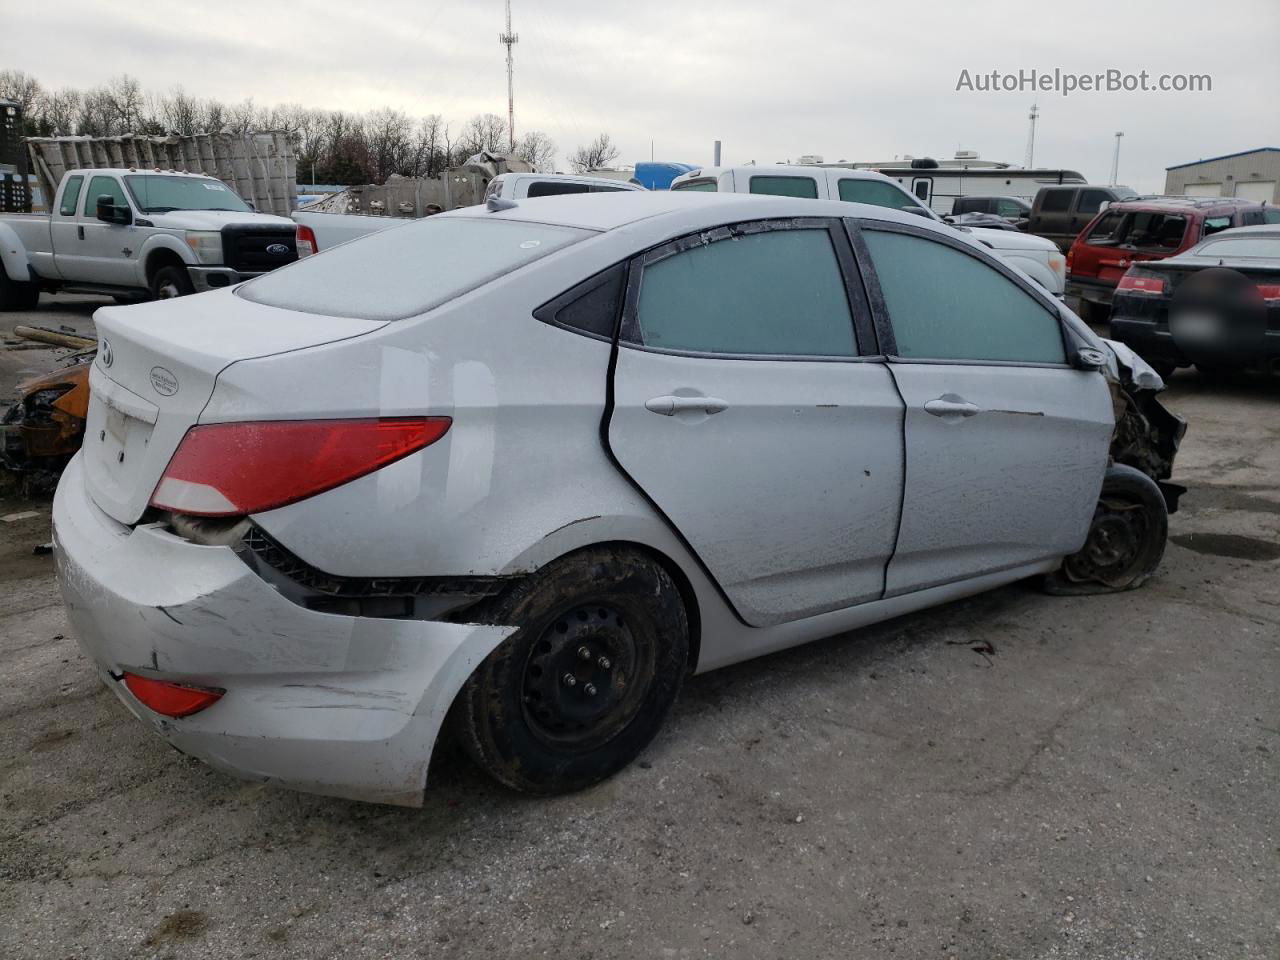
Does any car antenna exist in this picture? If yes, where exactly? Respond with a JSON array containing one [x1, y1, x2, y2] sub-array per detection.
[[487, 196, 519, 212]]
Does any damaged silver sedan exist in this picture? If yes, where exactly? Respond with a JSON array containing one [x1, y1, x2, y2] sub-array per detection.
[[53, 192, 1184, 805]]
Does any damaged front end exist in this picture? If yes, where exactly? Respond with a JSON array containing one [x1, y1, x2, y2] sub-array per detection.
[[0, 353, 93, 494], [1100, 339, 1187, 513]]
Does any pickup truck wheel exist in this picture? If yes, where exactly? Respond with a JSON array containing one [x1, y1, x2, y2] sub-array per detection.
[[151, 265, 194, 300], [454, 546, 689, 794], [1044, 464, 1168, 595], [0, 270, 40, 311]]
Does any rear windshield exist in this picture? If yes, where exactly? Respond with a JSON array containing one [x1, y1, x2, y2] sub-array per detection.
[[1194, 236, 1280, 258], [238, 217, 587, 320]]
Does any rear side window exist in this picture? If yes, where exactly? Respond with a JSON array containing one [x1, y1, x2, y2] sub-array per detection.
[[536, 264, 625, 339], [633, 227, 855, 356], [837, 178, 922, 212], [1126, 212, 1187, 250], [1086, 211, 1125, 243], [996, 198, 1028, 218], [1077, 189, 1112, 214], [748, 176, 819, 199], [864, 229, 1065, 365], [1195, 236, 1280, 258], [1040, 190, 1072, 213], [671, 180, 717, 192], [59, 176, 83, 217], [239, 217, 587, 320], [1202, 216, 1232, 237], [527, 181, 590, 197], [86, 175, 127, 210]]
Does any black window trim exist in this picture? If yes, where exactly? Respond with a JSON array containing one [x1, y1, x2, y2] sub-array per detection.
[[616, 216, 881, 363], [532, 261, 628, 344], [847, 217, 1074, 370]]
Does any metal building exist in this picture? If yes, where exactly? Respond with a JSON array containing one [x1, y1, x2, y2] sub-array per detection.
[[1164, 148, 1280, 204]]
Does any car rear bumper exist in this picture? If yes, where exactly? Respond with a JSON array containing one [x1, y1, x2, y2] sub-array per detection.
[[1066, 276, 1115, 306], [52, 454, 512, 806]]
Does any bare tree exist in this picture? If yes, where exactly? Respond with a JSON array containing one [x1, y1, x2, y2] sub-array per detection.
[[0, 70, 42, 114], [569, 133, 620, 173], [513, 130, 557, 171], [456, 113, 509, 158], [161, 86, 202, 136]]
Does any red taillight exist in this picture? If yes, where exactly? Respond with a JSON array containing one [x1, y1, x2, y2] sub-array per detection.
[[1065, 248, 1074, 273], [1258, 284, 1280, 301], [150, 417, 451, 517], [1117, 273, 1167, 295], [123, 673, 223, 718], [296, 224, 318, 258]]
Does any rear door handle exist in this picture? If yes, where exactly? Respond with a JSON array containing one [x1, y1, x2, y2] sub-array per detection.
[[645, 395, 729, 416], [924, 397, 981, 419]]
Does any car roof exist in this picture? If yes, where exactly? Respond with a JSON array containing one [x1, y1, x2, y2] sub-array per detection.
[[443, 190, 954, 236], [1107, 196, 1261, 213]]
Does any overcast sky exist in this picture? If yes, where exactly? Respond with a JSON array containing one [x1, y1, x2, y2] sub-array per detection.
[[5, 0, 1278, 191]]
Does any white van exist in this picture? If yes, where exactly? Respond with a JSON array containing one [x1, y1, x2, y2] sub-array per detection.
[[671, 166, 1067, 296]]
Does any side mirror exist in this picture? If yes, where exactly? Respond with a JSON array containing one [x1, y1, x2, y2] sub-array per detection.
[[1072, 346, 1109, 371], [245, 200, 257, 211], [95, 195, 131, 225]]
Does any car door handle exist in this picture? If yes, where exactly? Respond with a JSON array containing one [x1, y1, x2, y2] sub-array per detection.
[[924, 398, 981, 419], [645, 395, 729, 416], [77, 225, 84, 240]]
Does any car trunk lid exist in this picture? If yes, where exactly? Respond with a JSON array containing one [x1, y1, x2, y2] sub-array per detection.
[[83, 290, 385, 525]]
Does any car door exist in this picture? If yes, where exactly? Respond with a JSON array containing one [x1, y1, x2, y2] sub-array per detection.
[[77, 174, 137, 286], [852, 220, 1113, 596], [607, 218, 905, 628]]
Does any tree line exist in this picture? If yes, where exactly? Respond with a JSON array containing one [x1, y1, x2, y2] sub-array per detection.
[[0, 71, 621, 184]]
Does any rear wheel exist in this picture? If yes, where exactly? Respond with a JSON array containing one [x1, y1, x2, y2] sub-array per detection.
[[455, 547, 689, 794], [150, 265, 194, 300], [0, 269, 40, 311], [1044, 465, 1168, 594], [1076, 298, 1109, 327]]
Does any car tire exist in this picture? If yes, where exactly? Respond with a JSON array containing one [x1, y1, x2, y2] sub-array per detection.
[[0, 269, 40, 311], [454, 546, 689, 794], [151, 265, 194, 300], [1077, 299, 1109, 327], [1044, 464, 1168, 595]]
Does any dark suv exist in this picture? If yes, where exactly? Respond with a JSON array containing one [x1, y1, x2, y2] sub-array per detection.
[[1028, 185, 1139, 252], [1066, 197, 1275, 323]]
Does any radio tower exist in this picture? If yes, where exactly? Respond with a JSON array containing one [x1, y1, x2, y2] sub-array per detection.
[[499, 0, 518, 153], [1024, 103, 1039, 168]]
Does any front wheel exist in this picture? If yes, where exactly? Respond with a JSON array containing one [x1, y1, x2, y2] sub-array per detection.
[[150, 265, 194, 300], [454, 546, 689, 794], [1044, 464, 1168, 595]]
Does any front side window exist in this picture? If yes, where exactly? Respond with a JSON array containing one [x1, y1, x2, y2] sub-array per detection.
[[124, 176, 249, 213], [86, 175, 127, 211], [1077, 189, 1112, 214], [59, 176, 83, 217], [864, 229, 1066, 365], [633, 226, 856, 356], [837, 178, 923, 212], [748, 176, 819, 199]]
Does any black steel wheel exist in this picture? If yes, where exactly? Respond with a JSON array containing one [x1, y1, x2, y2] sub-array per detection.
[[454, 546, 688, 794], [1045, 464, 1168, 594], [151, 265, 194, 300]]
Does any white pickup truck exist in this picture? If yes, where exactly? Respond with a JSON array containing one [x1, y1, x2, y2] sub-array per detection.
[[0, 168, 299, 310], [671, 165, 1067, 296]]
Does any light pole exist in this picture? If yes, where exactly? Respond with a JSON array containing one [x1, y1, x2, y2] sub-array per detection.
[[1110, 131, 1124, 186]]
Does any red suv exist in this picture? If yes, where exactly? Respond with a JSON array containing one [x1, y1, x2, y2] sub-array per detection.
[[1066, 197, 1276, 323]]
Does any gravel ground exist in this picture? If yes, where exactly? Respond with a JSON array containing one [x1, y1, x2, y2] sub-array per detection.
[[0, 297, 1277, 959]]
